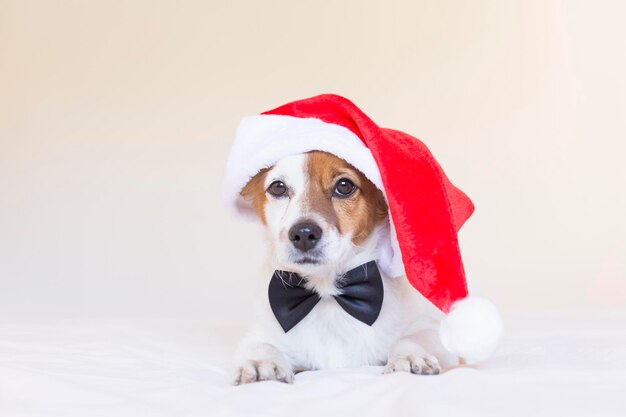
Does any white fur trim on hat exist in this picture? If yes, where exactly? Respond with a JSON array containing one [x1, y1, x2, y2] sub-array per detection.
[[439, 297, 503, 363], [221, 114, 405, 277]]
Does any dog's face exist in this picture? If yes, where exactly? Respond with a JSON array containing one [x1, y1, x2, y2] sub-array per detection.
[[241, 151, 388, 275]]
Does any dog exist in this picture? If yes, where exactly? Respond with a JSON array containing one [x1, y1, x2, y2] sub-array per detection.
[[231, 150, 460, 384]]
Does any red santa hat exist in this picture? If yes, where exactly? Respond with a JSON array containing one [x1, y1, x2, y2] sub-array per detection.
[[222, 94, 501, 362]]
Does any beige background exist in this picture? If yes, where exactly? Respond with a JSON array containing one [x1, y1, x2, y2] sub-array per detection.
[[1, 0, 625, 321]]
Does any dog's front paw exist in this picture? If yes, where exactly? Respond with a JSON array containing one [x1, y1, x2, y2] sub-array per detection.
[[233, 360, 295, 385], [384, 354, 441, 375]]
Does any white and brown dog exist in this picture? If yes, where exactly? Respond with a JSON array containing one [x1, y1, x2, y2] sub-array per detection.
[[232, 151, 457, 384]]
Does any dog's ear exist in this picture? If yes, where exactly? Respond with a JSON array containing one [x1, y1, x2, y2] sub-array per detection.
[[240, 168, 269, 224]]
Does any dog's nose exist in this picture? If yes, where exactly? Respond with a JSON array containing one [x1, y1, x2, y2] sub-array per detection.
[[288, 222, 322, 252]]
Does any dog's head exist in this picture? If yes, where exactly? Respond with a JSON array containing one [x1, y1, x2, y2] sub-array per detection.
[[241, 151, 388, 277]]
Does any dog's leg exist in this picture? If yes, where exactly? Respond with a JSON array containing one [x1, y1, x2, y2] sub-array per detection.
[[233, 342, 294, 385], [384, 328, 456, 375]]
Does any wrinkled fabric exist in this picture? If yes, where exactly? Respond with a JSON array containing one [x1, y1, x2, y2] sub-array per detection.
[[1, 313, 625, 417]]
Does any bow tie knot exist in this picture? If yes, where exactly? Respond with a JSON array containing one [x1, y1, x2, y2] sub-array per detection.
[[268, 261, 384, 332]]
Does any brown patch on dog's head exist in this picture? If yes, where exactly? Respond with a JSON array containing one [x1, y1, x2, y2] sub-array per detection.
[[240, 167, 270, 224], [306, 151, 388, 244]]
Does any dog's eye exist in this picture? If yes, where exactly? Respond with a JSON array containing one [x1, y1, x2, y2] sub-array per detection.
[[267, 180, 287, 197], [333, 178, 357, 197]]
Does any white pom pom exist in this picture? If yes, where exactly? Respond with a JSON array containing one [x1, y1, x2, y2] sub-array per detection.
[[439, 297, 502, 363]]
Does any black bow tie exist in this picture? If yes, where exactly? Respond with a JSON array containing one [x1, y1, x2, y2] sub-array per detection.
[[268, 261, 384, 332]]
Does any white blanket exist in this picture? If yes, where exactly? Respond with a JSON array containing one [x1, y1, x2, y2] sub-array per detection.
[[1, 313, 625, 417]]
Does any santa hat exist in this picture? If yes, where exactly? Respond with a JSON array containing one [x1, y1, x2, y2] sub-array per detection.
[[222, 94, 501, 363]]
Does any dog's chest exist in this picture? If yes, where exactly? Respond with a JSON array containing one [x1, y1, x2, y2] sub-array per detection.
[[278, 294, 402, 369]]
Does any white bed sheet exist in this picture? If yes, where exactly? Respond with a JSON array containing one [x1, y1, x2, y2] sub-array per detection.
[[1, 313, 625, 417]]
